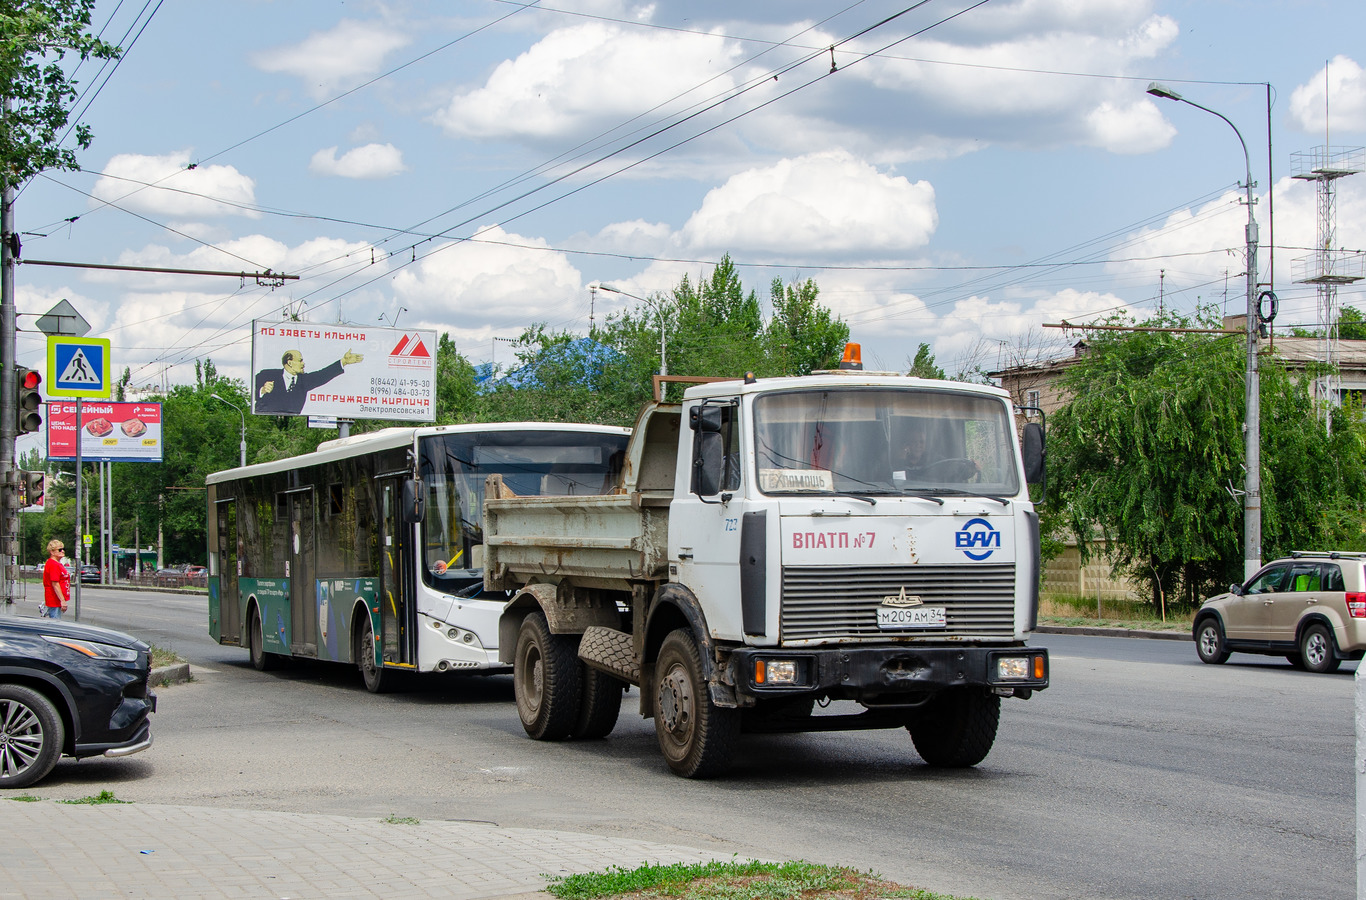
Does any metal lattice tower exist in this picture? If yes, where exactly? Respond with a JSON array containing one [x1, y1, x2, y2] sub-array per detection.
[[1292, 145, 1364, 421]]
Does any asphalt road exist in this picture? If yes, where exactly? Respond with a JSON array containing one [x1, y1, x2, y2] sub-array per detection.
[[39, 588, 1357, 900]]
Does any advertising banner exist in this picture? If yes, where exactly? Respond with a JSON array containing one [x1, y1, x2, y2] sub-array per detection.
[[250, 320, 436, 421], [46, 401, 164, 462]]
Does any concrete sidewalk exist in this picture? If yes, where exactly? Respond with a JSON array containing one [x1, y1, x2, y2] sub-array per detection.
[[0, 801, 726, 899]]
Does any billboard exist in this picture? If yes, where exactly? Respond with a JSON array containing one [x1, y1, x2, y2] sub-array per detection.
[[47, 401, 164, 462], [250, 321, 436, 421]]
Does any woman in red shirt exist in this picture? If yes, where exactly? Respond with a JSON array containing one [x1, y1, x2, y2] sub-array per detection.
[[41, 539, 70, 619]]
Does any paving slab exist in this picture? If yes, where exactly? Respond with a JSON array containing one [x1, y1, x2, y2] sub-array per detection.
[[0, 801, 726, 899]]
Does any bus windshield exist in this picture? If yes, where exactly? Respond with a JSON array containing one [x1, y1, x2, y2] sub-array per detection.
[[753, 388, 1020, 498], [418, 429, 629, 587]]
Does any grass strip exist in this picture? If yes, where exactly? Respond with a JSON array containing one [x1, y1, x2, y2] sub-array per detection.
[[545, 859, 979, 900]]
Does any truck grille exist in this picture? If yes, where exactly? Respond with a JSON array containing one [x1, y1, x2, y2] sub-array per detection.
[[780, 564, 1017, 642]]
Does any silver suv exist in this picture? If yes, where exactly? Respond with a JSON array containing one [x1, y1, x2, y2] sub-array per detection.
[[1193, 552, 1366, 673]]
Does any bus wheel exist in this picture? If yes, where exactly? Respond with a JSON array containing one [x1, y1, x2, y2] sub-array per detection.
[[248, 605, 275, 671], [571, 667, 624, 740], [907, 688, 1000, 767], [355, 616, 392, 693], [514, 612, 580, 740], [654, 629, 738, 778]]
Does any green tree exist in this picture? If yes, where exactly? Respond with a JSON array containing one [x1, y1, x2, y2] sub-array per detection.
[[905, 343, 945, 379], [764, 277, 849, 376], [1049, 310, 1366, 605], [0, 1, 120, 186], [1339, 306, 1366, 341]]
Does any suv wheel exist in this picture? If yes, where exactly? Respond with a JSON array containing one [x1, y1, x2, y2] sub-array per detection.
[[1299, 623, 1341, 674], [1195, 617, 1231, 665]]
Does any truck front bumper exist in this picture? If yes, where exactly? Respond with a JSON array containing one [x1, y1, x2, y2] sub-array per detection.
[[724, 644, 1049, 704]]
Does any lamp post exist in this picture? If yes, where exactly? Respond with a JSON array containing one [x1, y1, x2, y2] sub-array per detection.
[[210, 393, 247, 468], [593, 283, 668, 375], [1147, 82, 1261, 578]]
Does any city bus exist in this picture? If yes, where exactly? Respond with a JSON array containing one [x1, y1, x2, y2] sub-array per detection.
[[205, 423, 630, 691]]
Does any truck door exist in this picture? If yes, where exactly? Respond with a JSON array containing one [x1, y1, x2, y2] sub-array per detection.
[[671, 399, 753, 640], [287, 489, 317, 656], [377, 478, 414, 667]]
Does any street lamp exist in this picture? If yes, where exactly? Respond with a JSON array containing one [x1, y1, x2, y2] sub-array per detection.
[[1147, 82, 1262, 578], [592, 282, 668, 376], [210, 393, 247, 468]]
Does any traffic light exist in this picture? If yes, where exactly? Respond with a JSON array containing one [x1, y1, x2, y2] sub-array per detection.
[[15, 366, 42, 434], [19, 471, 44, 509]]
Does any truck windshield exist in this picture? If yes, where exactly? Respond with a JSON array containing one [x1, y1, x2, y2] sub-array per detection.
[[753, 388, 1020, 498], [418, 430, 629, 588]]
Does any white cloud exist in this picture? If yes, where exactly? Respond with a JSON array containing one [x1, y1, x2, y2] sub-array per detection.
[[1290, 56, 1366, 134], [391, 226, 585, 331], [678, 151, 936, 259], [1084, 100, 1175, 154], [91, 151, 257, 220], [310, 144, 407, 179], [434, 22, 739, 141], [253, 20, 410, 100]]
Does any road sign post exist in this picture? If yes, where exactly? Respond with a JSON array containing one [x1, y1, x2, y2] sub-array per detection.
[[47, 335, 110, 620]]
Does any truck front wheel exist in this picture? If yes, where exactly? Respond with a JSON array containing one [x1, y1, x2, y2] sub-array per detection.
[[653, 629, 738, 778], [907, 688, 1000, 768], [514, 612, 581, 740]]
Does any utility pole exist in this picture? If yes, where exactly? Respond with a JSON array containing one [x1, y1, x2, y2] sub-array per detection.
[[2, 179, 17, 610]]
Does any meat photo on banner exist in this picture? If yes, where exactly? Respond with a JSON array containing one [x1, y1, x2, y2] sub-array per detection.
[[249, 321, 437, 421]]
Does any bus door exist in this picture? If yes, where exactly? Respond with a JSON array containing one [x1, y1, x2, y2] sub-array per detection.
[[213, 499, 239, 644], [378, 477, 415, 667], [286, 488, 318, 656]]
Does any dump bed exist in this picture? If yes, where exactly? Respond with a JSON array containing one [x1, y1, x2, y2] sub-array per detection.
[[482, 403, 681, 592]]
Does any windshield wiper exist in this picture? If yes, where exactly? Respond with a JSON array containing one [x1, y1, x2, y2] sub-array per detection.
[[920, 487, 1010, 506]]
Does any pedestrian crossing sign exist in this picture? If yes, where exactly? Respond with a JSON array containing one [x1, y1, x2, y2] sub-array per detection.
[[46, 336, 111, 399]]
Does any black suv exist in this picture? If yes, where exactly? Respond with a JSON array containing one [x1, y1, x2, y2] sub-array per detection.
[[0, 616, 156, 788]]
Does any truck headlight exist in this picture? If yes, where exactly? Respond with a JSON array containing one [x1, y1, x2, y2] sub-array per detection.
[[996, 656, 1031, 680], [754, 659, 799, 685]]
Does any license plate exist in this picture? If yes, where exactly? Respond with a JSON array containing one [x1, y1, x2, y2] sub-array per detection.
[[877, 606, 946, 629]]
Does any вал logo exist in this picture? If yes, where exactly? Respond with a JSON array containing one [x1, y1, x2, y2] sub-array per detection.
[[388, 333, 431, 369], [954, 517, 1000, 561]]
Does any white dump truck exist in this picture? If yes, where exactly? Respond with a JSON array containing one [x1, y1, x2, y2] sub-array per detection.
[[483, 354, 1050, 777]]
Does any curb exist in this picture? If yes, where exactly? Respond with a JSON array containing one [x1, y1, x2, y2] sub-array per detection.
[[151, 662, 191, 685], [1035, 624, 1191, 641]]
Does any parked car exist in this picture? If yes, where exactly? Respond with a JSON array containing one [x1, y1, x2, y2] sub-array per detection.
[[183, 565, 207, 579], [79, 564, 100, 584], [1193, 551, 1366, 673], [0, 616, 155, 788]]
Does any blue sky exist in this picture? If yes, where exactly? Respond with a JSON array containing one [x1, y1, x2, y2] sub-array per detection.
[[12, 0, 1366, 424]]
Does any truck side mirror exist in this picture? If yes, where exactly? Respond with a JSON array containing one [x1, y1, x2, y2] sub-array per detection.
[[1022, 422, 1045, 485], [690, 405, 723, 433], [402, 478, 425, 524], [692, 432, 724, 496]]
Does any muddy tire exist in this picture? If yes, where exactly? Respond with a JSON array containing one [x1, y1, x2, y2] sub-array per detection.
[[907, 689, 1000, 768], [653, 629, 738, 778], [514, 612, 581, 740], [571, 667, 624, 740]]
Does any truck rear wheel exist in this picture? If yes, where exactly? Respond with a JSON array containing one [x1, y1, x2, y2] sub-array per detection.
[[572, 667, 624, 739], [654, 629, 738, 778], [907, 688, 1000, 768], [514, 612, 581, 740]]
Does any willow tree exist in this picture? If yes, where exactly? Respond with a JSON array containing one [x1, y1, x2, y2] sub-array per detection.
[[1048, 312, 1366, 604]]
